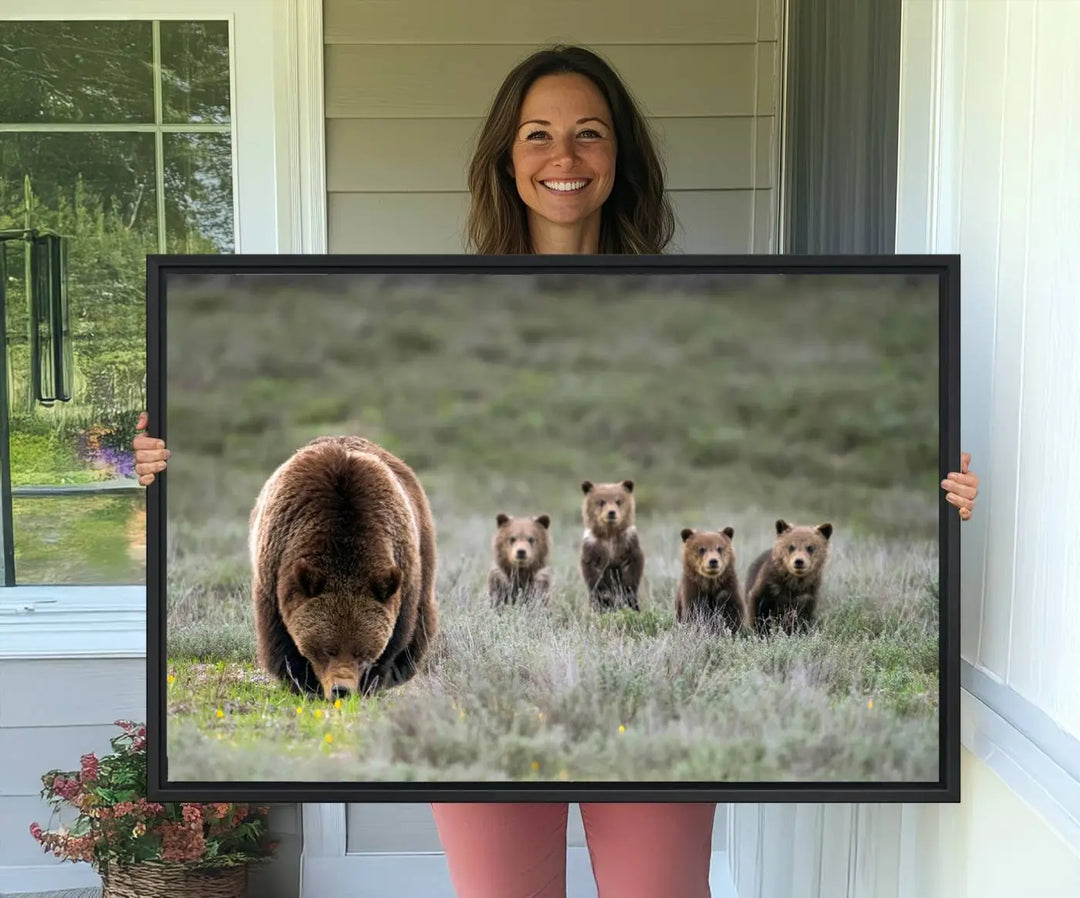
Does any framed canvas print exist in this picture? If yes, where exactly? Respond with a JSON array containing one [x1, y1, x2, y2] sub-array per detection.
[[145, 253, 961, 803]]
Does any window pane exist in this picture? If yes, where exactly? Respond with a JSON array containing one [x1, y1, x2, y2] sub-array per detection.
[[160, 21, 232, 124], [164, 133, 235, 253], [2, 132, 155, 585], [0, 22, 154, 123], [12, 492, 146, 585]]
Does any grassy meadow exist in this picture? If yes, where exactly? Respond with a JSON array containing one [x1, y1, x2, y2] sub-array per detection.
[[163, 269, 943, 784]]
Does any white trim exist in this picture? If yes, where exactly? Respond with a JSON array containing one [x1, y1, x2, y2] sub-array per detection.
[[0, 586, 144, 659], [775, 0, 792, 254], [961, 686, 1080, 855], [287, 0, 328, 254], [0, 0, 325, 254], [301, 804, 347, 859]]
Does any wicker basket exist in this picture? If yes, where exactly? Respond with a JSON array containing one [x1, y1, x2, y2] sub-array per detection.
[[101, 861, 248, 898]]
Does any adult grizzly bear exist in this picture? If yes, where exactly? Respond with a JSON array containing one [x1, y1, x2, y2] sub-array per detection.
[[486, 512, 553, 606], [580, 479, 644, 611], [248, 435, 438, 699], [745, 519, 832, 635], [675, 526, 744, 633]]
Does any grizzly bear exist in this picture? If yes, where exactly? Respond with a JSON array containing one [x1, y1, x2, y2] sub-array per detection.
[[675, 527, 745, 633], [486, 512, 553, 606], [248, 434, 438, 700], [745, 519, 833, 635], [580, 479, 644, 611]]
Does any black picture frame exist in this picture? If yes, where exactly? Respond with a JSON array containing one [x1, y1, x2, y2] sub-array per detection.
[[146, 252, 961, 804]]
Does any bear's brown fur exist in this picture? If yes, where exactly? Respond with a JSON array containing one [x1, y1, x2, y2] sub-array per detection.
[[675, 527, 744, 633], [487, 512, 553, 606], [579, 479, 644, 611], [248, 434, 438, 699], [745, 519, 832, 635]]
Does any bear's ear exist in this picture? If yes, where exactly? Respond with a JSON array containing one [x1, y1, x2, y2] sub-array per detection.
[[681, 528, 694, 542], [775, 519, 791, 534], [295, 559, 326, 599], [722, 526, 735, 539], [535, 514, 551, 529], [496, 513, 509, 527], [581, 480, 594, 494], [817, 522, 833, 540], [621, 479, 634, 493], [373, 565, 402, 603]]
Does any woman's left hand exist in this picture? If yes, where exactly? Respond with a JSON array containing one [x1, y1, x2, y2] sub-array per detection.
[[942, 451, 979, 520]]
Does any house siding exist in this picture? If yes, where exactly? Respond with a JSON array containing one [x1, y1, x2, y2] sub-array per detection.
[[323, 0, 783, 255]]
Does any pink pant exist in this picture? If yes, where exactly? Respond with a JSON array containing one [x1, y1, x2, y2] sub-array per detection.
[[430, 802, 717, 898]]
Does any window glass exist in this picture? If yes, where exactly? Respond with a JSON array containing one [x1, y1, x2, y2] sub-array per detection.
[[0, 20, 234, 585]]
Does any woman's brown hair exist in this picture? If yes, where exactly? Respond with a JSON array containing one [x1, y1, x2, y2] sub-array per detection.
[[465, 45, 675, 255]]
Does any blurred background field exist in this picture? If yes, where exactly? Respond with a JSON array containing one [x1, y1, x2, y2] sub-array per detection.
[[162, 269, 943, 783]]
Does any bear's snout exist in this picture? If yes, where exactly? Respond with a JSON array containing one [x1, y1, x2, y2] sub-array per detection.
[[793, 557, 806, 569], [331, 684, 351, 700], [515, 547, 528, 560], [606, 509, 617, 521], [707, 557, 720, 569]]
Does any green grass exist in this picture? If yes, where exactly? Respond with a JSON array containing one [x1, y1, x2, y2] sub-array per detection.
[[162, 271, 943, 783], [13, 494, 144, 584]]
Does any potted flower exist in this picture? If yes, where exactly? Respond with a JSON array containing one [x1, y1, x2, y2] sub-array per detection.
[[29, 720, 277, 898]]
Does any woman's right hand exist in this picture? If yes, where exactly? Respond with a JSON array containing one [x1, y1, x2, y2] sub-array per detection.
[[133, 411, 170, 486]]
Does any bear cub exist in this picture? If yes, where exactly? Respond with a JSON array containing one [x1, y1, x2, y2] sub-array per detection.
[[487, 512, 553, 606], [745, 519, 833, 635], [580, 479, 644, 611], [248, 435, 438, 700], [676, 526, 744, 633]]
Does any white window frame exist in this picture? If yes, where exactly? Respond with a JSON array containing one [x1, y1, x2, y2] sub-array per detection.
[[0, 0, 326, 660], [896, 0, 1080, 855]]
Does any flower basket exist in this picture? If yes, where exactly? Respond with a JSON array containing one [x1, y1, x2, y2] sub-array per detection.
[[29, 721, 277, 894], [101, 859, 247, 898]]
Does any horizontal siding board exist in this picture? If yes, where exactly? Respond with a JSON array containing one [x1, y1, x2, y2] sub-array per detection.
[[0, 659, 145, 728], [0, 724, 120, 796], [2, 795, 84, 866], [670, 189, 757, 253], [327, 188, 758, 255], [324, 0, 759, 45], [758, 0, 780, 42], [325, 44, 761, 119], [328, 191, 468, 253], [326, 117, 764, 193]]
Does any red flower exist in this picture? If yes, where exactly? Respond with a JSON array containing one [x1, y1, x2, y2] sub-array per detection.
[[159, 821, 206, 862], [80, 753, 100, 782]]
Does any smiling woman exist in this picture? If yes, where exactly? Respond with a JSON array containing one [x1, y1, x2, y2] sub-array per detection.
[[464, 45, 674, 256], [510, 72, 618, 253]]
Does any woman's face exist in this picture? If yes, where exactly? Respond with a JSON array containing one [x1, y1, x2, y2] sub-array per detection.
[[509, 72, 617, 239]]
